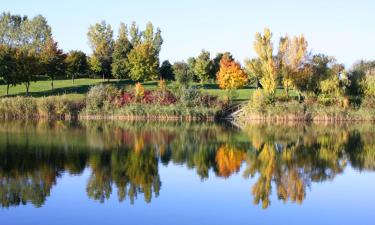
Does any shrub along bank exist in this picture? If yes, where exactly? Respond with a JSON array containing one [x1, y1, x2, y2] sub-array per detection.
[[235, 90, 375, 123], [81, 82, 224, 120], [0, 82, 226, 121]]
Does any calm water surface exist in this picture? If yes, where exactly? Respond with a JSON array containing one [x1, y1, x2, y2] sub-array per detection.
[[0, 121, 374, 225]]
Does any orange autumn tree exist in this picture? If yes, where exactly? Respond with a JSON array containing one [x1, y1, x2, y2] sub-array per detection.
[[216, 53, 248, 101]]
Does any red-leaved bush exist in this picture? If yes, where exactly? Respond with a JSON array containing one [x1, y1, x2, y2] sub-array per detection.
[[116, 89, 177, 106]]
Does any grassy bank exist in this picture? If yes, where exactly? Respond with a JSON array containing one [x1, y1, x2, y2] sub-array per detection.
[[0, 82, 226, 121], [0, 95, 82, 120], [0, 78, 295, 102], [235, 98, 375, 124]]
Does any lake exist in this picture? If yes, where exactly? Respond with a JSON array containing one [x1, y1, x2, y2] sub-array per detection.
[[0, 121, 374, 225]]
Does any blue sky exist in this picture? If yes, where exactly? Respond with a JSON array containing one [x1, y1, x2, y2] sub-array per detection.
[[2, 0, 374, 66]]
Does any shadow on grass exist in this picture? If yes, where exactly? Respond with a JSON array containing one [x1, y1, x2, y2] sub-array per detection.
[[3, 84, 95, 98], [1, 79, 138, 98]]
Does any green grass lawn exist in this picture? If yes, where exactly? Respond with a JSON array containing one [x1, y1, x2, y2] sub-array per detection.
[[0, 78, 103, 100], [0, 78, 294, 102]]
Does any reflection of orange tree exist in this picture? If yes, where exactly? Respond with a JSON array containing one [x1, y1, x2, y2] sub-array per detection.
[[215, 145, 246, 178]]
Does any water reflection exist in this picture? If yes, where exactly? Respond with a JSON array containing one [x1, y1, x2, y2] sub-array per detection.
[[0, 121, 374, 209]]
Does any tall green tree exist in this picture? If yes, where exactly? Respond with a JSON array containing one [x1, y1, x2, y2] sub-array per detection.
[[0, 12, 51, 51], [13, 48, 40, 96], [65, 50, 89, 85], [245, 58, 263, 89], [142, 22, 163, 55], [194, 50, 212, 84], [123, 22, 163, 82], [40, 38, 66, 89], [111, 23, 132, 80], [87, 21, 114, 80], [129, 22, 141, 47], [88, 56, 102, 77], [159, 60, 174, 80], [126, 42, 159, 81], [23, 15, 52, 52], [0, 45, 17, 95], [0, 12, 26, 47], [187, 57, 196, 81], [172, 61, 190, 88], [308, 54, 336, 94]]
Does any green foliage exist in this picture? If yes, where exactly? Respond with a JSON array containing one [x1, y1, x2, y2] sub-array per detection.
[[245, 58, 262, 88], [179, 88, 202, 107], [87, 20, 114, 78], [0, 95, 78, 119], [111, 23, 132, 80], [13, 48, 40, 95], [40, 38, 66, 89], [38, 95, 71, 118], [85, 84, 119, 113], [187, 57, 197, 81], [88, 56, 102, 75], [348, 60, 375, 98], [172, 61, 190, 88], [0, 96, 37, 119], [362, 75, 375, 97], [126, 42, 159, 81], [65, 50, 89, 83], [0, 45, 18, 94], [0, 12, 52, 51], [194, 50, 212, 84], [159, 60, 174, 80], [247, 89, 267, 113]]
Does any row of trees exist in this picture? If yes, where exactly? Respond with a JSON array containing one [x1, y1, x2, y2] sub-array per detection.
[[87, 21, 163, 81], [159, 51, 238, 85], [245, 28, 375, 104], [0, 12, 90, 95], [0, 12, 166, 95], [1, 11, 374, 102], [0, 10, 248, 97]]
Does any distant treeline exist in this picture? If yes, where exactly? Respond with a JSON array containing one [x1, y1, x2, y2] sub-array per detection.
[[1, 12, 375, 111]]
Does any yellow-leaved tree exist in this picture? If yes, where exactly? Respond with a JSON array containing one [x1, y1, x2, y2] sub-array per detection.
[[216, 53, 248, 101], [278, 34, 310, 99], [247, 28, 278, 98]]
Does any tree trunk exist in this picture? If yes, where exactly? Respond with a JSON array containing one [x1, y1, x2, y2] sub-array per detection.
[[72, 74, 75, 85], [285, 83, 289, 98], [51, 79, 54, 90], [6, 84, 10, 96], [102, 73, 105, 81], [25, 82, 30, 96]]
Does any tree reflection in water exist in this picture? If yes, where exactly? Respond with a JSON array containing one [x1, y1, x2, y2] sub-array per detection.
[[0, 121, 374, 209]]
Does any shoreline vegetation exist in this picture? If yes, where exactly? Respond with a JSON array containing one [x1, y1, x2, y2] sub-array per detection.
[[1, 12, 375, 124], [0, 82, 224, 121]]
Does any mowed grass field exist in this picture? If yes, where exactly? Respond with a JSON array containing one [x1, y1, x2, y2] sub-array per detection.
[[0, 78, 294, 102]]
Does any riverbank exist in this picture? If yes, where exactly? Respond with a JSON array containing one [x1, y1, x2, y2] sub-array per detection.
[[0, 94, 223, 121], [234, 99, 375, 124], [3, 93, 375, 123]]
